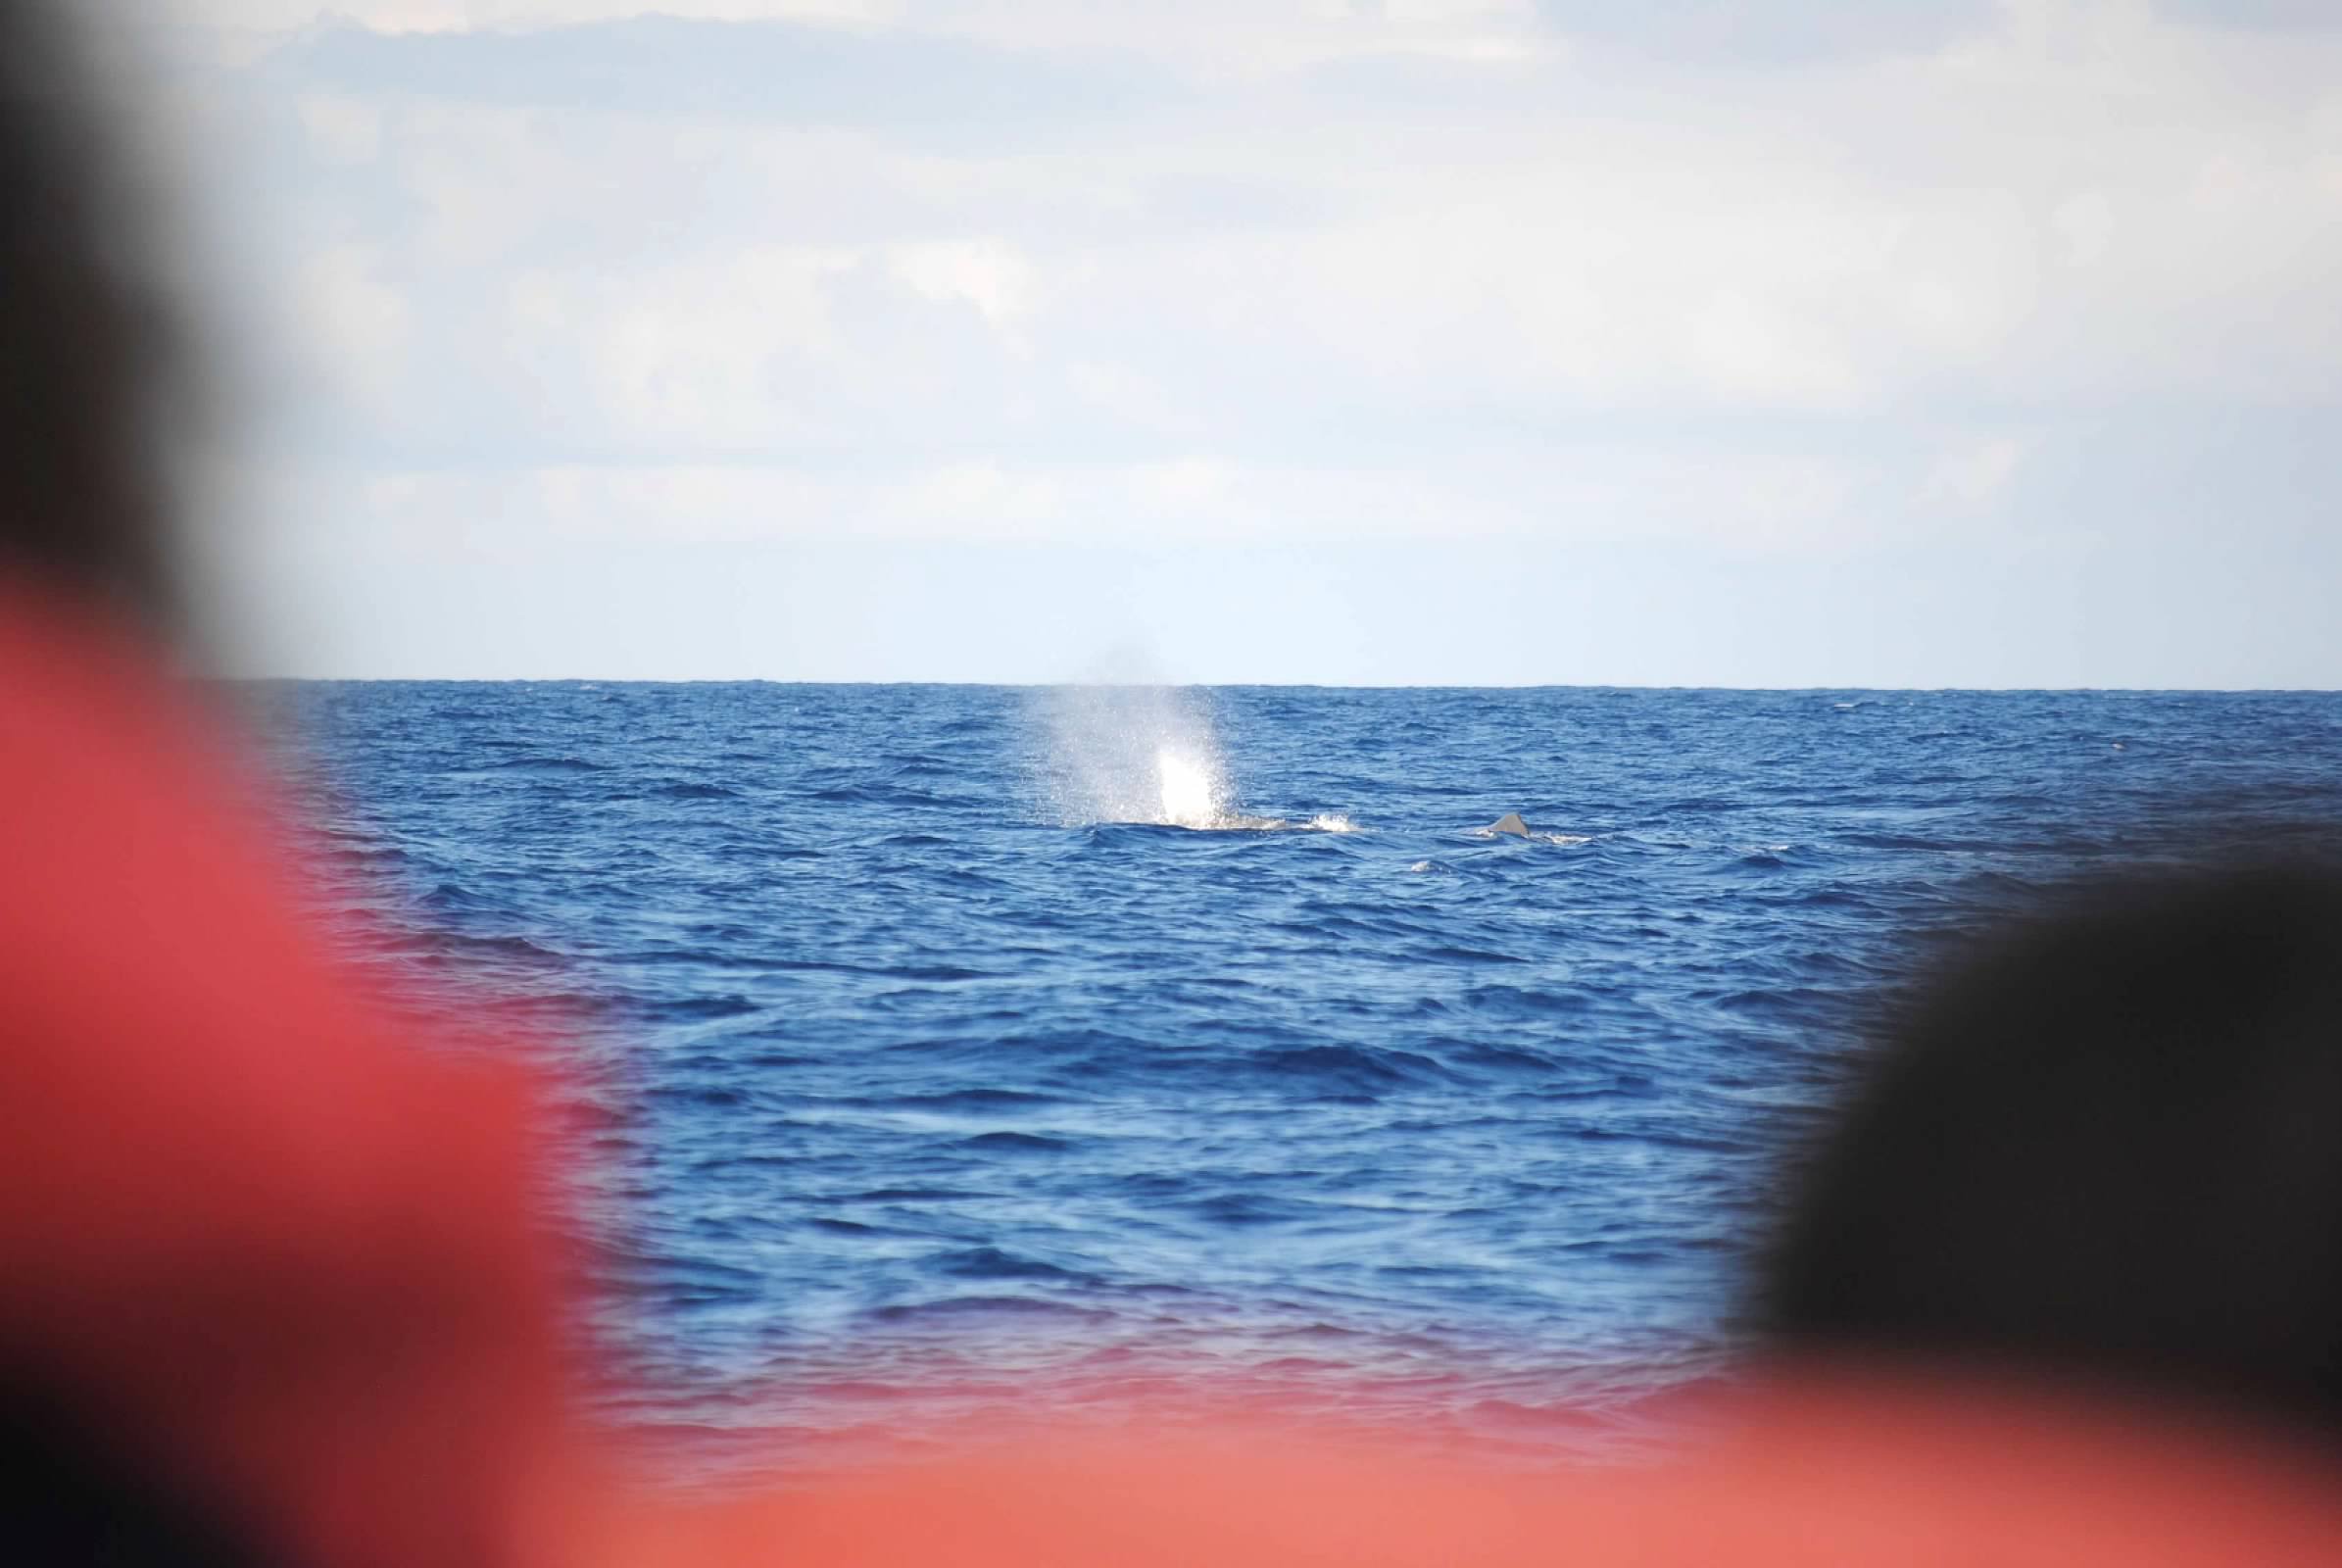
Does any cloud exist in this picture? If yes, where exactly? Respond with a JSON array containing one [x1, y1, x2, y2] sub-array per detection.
[[1921, 435, 2025, 510], [2154, 0, 2342, 31], [260, 15, 1184, 141], [152, 0, 2342, 681], [290, 242, 410, 415], [1533, 0, 1997, 64], [176, 1, 900, 32], [184, 0, 1566, 79]]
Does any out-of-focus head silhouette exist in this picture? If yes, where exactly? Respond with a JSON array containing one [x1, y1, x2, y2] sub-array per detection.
[[1759, 859, 2342, 1437], [0, 0, 188, 638]]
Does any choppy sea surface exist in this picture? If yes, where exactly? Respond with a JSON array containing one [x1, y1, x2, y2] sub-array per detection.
[[262, 683, 2342, 1464]]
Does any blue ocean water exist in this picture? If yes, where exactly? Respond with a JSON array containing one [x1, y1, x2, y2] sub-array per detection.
[[269, 683, 2342, 1457]]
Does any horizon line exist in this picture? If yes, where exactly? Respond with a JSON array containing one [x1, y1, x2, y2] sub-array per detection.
[[208, 675, 2342, 695]]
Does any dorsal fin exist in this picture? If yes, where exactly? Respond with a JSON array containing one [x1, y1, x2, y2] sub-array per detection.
[[1488, 812, 1530, 838]]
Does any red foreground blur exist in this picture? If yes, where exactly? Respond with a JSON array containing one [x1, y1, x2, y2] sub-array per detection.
[[7, 581, 2342, 1566]]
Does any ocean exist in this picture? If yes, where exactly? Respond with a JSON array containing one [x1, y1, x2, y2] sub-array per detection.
[[264, 682, 2342, 1464]]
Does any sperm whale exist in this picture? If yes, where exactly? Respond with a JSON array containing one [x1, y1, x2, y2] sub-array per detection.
[[1485, 813, 1531, 838]]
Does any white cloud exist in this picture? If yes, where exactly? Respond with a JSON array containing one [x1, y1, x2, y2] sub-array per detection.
[[295, 91, 382, 161], [219, 2, 2342, 432], [291, 242, 409, 415], [1922, 435, 2026, 510], [173, 1, 903, 34], [891, 239, 1038, 337], [149, 0, 2342, 679]]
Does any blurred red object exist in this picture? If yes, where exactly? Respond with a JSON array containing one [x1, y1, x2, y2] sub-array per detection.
[[589, 1381, 2342, 1568], [7, 578, 2342, 1566], [0, 582, 572, 1566]]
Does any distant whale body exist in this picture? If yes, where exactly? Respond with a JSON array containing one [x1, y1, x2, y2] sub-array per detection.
[[1485, 813, 1531, 838]]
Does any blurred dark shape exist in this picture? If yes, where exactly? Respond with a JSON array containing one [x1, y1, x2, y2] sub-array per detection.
[[0, 0, 190, 637], [2, 1381, 275, 1566], [1759, 858, 2342, 1438], [1, 5, 278, 1560]]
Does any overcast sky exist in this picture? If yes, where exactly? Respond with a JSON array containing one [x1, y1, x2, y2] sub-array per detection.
[[142, 1, 2342, 684]]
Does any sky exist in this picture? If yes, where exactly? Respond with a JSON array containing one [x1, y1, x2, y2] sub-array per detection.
[[132, 0, 2342, 684]]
